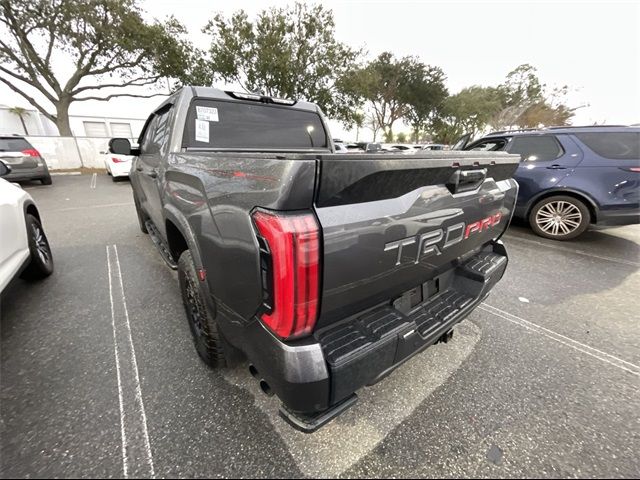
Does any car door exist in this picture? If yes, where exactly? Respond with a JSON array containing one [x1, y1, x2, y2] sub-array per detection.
[[134, 105, 173, 235], [505, 134, 583, 207], [568, 130, 640, 214], [0, 179, 30, 291]]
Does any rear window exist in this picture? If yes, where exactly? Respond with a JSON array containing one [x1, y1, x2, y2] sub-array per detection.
[[575, 132, 640, 160], [0, 137, 31, 152], [182, 99, 328, 150]]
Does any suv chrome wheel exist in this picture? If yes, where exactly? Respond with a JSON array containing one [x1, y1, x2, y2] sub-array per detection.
[[535, 200, 582, 236], [529, 195, 590, 240]]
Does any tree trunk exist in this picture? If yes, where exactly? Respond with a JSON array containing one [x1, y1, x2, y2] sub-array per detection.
[[55, 100, 72, 136], [19, 115, 29, 135]]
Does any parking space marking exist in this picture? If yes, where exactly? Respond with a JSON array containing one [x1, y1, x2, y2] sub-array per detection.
[[90, 173, 97, 189], [107, 245, 156, 478], [48, 202, 133, 213], [504, 234, 640, 267], [224, 319, 481, 478], [479, 303, 640, 376]]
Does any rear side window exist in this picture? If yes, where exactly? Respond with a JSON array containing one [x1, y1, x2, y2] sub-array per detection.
[[575, 132, 640, 160], [508, 135, 563, 162], [183, 100, 327, 149], [0, 137, 31, 152]]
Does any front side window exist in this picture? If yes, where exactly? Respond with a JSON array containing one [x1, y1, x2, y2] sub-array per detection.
[[141, 108, 172, 155], [468, 139, 507, 151], [575, 132, 640, 160], [508, 135, 563, 162]]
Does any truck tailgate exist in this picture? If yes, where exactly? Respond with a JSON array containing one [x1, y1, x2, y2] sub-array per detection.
[[314, 151, 520, 328]]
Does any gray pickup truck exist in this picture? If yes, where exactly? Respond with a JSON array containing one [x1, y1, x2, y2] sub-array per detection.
[[110, 87, 520, 432]]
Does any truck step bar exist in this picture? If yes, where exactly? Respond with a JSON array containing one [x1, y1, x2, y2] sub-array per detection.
[[279, 394, 358, 433], [145, 220, 178, 270]]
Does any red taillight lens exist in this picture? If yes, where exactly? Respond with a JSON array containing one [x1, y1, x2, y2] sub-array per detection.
[[21, 148, 40, 157], [112, 157, 127, 163], [252, 210, 320, 340]]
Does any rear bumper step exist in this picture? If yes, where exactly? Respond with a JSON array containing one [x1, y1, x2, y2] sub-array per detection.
[[316, 243, 508, 406], [241, 241, 508, 430]]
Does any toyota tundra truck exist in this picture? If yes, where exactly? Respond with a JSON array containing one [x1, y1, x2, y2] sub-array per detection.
[[110, 87, 520, 432]]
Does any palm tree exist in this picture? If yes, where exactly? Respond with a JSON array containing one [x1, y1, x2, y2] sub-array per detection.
[[8, 106, 30, 135]]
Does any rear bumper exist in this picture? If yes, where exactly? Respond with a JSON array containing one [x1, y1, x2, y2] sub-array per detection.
[[242, 241, 509, 415], [4, 165, 49, 182], [109, 162, 131, 178]]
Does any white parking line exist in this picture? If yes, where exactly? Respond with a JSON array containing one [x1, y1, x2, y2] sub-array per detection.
[[504, 234, 640, 267], [48, 202, 133, 213], [107, 245, 156, 478], [90, 173, 97, 189], [479, 303, 640, 377]]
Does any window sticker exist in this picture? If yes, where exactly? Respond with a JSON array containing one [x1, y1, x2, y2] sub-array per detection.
[[195, 119, 210, 143], [196, 106, 219, 122]]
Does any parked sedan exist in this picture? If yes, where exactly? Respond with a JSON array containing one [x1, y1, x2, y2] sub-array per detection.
[[0, 135, 52, 185], [0, 161, 53, 294], [461, 126, 640, 240], [104, 148, 133, 180]]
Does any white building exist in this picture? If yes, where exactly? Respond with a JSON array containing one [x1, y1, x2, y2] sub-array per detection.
[[0, 104, 146, 139]]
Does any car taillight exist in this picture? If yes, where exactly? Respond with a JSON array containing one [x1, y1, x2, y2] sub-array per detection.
[[21, 148, 40, 157], [112, 157, 127, 163], [252, 210, 320, 340]]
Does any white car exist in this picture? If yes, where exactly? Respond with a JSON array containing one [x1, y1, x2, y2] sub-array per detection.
[[0, 161, 53, 293], [104, 153, 133, 181]]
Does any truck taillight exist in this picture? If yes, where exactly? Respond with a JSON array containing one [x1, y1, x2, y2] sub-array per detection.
[[21, 148, 41, 157], [112, 157, 126, 163], [252, 210, 320, 340]]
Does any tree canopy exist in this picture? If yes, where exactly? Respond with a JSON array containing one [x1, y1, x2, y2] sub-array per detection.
[[0, 0, 196, 135], [203, 2, 360, 125]]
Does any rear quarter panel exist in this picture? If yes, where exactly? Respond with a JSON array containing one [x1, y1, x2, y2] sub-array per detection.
[[163, 152, 316, 324]]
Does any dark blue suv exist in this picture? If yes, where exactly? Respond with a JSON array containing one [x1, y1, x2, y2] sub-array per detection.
[[462, 126, 640, 240]]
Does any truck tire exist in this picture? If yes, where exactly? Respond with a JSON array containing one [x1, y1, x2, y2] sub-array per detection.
[[20, 214, 54, 280], [133, 196, 148, 234], [178, 250, 227, 368], [41, 175, 52, 185], [529, 195, 590, 240]]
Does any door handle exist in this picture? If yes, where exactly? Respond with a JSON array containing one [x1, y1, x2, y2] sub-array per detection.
[[148, 170, 158, 179], [546, 164, 567, 170], [136, 166, 143, 172]]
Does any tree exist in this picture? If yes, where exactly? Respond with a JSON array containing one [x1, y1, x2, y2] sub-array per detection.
[[396, 132, 407, 143], [430, 86, 503, 144], [203, 2, 361, 125], [490, 64, 580, 129], [0, 0, 196, 136], [8, 106, 30, 134], [404, 65, 448, 142]]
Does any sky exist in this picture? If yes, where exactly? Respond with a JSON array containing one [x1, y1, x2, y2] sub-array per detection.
[[1, 0, 639, 140]]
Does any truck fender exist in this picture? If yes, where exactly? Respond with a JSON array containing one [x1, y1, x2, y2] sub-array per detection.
[[163, 204, 206, 272]]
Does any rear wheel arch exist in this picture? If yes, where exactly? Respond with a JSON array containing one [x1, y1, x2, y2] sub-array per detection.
[[163, 206, 205, 270], [525, 189, 598, 224]]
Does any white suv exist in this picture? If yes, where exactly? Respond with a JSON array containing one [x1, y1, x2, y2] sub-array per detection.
[[0, 161, 53, 293]]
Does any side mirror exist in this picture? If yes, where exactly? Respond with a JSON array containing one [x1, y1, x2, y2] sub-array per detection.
[[0, 161, 12, 177], [109, 138, 132, 155]]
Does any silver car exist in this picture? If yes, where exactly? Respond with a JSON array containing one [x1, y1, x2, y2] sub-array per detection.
[[0, 135, 52, 185]]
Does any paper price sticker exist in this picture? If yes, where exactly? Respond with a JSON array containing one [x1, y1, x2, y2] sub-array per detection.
[[196, 106, 219, 122], [195, 119, 210, 143]]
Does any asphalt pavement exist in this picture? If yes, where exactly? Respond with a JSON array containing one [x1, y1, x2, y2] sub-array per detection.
[[1, 174, 639, 478]]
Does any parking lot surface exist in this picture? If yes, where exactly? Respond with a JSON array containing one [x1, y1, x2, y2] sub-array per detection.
[[1, 174, 639, 478]]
